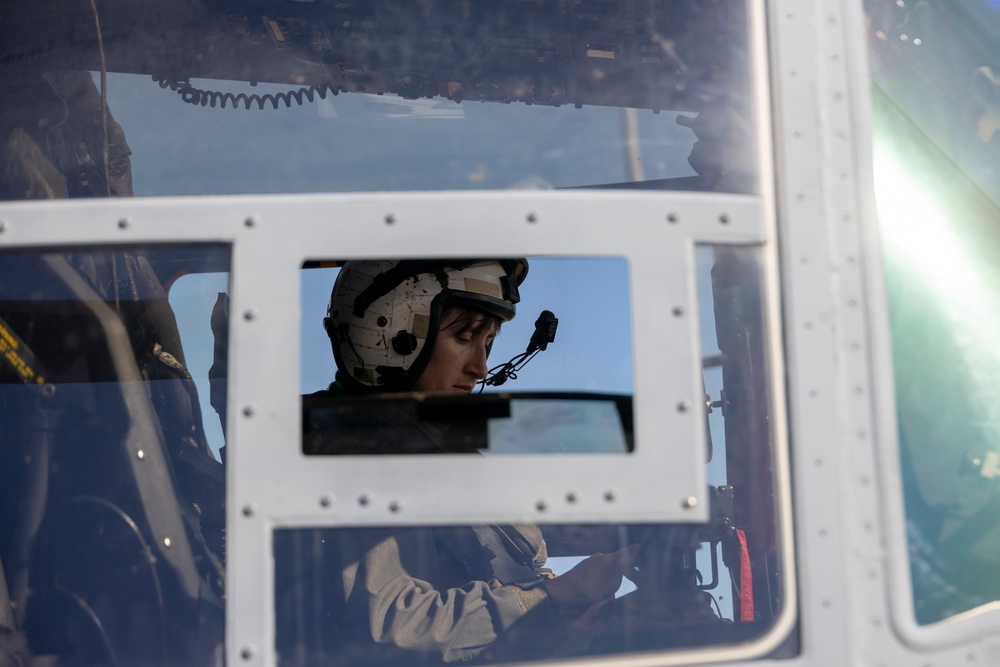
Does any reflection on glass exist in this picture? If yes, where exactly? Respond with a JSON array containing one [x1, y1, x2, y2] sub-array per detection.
[[303, 393, 633, 455], [872, 91, 1000, 625], [487, 399, 629, 454], [2, 0, 755, 198], [867, 0, 1000, 625], [284, 245, 784, 664], [0, 246, 229, 665]]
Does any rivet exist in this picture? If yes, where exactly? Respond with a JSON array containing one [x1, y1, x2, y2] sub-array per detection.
[[818, 528, 828, 537], [244, 215, 257, 228], [672, 306, 684, 317], [565, 491, 578, 503], [604, 490, 616, 502], [822, 599, 832, 608], [389, 501, 401, 513], [242, 504, 255, 517], [814, 459, 823, 467], [243, 405, 255, 417], [526, 212, 538, 223], [358, 494, 370, 507], [163, 537, 172, 548], [718, 213, 730, 224], [667, 213, 678, 223], [319, 495, 332, 508], [118, 217, 131, 229], [536, 500, 547, 511], [384, 213, 397, 224], [240, 646, 254, 661], [137, 449, 145, 460], [677, 400, 691, 413], [243, 309, 257, 321], [682, 496, 698, 509], [0, 220, 7, 233]]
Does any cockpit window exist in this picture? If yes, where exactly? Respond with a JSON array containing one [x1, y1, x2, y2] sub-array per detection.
[[1, 0, 755, 198], [279, 244, 785, 664], [0, 245, 230, 665], [301, 257, 635, 456], [866, 0, 1000, 625]]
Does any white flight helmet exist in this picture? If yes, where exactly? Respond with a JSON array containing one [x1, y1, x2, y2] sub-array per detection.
[[325, 259, 528, 391]]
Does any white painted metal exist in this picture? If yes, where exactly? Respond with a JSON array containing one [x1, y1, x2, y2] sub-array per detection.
[[0, 189, 770, 665], [770, 0, 998, 666], [0, 190, 760, 528], [11, 0, 1000, 664]]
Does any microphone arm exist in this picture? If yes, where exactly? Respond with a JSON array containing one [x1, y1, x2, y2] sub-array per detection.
[[478, 310, 558, 391]]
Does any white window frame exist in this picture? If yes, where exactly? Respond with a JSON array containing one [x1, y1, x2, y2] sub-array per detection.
[[0, 2, 803, 665], [0, 190, 766, 525]]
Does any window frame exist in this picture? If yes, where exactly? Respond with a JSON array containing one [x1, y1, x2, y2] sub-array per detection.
[[0, 182, 792, 666]]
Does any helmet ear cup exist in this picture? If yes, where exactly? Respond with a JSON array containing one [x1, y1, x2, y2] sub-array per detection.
[[391, 330, 418, 355]]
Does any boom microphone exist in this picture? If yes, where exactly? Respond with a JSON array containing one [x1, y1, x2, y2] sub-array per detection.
[[479, 310, 558, 390], [527, 310, 558, 353]]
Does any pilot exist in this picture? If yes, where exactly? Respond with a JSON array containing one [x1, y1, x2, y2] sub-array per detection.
[[308, 258, 638, 664]]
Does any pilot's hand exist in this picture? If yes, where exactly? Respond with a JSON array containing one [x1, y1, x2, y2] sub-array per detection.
[[570, 597, 613, 636], [543, 544, 640, 611]]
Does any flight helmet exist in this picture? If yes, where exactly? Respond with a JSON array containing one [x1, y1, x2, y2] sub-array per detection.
[[324, 259, 528, 391]]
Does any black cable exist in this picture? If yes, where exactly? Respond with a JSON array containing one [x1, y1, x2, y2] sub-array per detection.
[[88, 0, 110, 197], [709, 591, 724, 619], [477, 350, 539, 392], [152, 76, 338, 111]]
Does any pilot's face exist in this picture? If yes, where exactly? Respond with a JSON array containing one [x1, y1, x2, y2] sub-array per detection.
[[413, 307, 498, 393]]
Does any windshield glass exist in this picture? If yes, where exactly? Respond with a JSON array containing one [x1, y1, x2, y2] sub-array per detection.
[[1, 0, 755, 198], [278, 244, 784, 664], [301, 256, 635, 456], [0, 245, 229, 665], [866, 0, 1000, 625]]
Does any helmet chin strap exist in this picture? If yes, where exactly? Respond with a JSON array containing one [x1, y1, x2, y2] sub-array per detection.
[[478, 311, 558, 392]]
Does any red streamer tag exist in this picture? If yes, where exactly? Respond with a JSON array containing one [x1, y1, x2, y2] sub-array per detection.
[[735, 528, 754, 622]]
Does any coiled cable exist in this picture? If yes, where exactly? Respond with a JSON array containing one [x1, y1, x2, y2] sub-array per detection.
[[152, 75, 338, 110]]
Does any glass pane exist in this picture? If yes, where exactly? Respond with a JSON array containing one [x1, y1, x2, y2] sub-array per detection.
[[301, 257, 634, 456], [865, 0, 1000, 625], [277, 245, 787, 664], [0, 245, 230, 664], [2, 0, 755, 198]]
